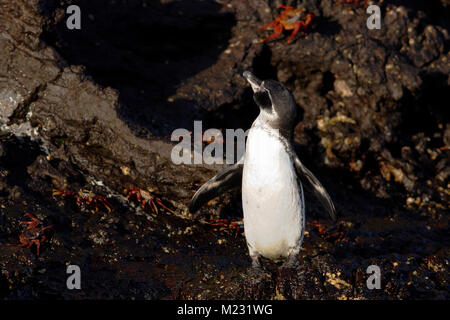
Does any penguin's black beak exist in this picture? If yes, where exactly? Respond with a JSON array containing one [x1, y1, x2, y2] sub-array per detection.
[[243, 71, 272, 111], [243, 71, 263, 93]]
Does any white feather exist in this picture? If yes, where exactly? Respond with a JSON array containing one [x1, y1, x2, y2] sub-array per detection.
[[242, 121, 305, 260]]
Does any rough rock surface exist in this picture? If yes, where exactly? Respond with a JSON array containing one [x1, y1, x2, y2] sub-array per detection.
[[0, 0, 448, 299]]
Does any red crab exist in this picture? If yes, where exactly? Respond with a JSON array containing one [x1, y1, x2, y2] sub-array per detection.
[[307, 220, 348, 244], [13, 213, 53, 256], [206, 217, 243, 238], [259, 5, 314, 44], [52, 189, 112, 213], [124, 187, 176, 214], [337, 0, 368, 9]]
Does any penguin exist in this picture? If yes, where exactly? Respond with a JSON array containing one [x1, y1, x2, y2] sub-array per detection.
[[189, 71, 336, 271]]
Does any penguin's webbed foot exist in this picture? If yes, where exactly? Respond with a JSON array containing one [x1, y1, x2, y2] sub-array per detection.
[[281, 251, 300, 269], [276, 262, 305, 299], [248, 256, 271, 281], [247, 265, 271, 283], [243, 265, 273, 299], [274, 252, 304, 299], [241, 255, 273, 298]]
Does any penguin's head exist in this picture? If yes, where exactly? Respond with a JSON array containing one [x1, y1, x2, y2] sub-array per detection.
[[243, 71, 299, 132]]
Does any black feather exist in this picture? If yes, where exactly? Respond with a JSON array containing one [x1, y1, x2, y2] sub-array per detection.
[[189, 161, 243, 213], [293, 154, 337, 221]]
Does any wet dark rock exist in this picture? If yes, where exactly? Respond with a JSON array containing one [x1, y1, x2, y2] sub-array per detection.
[[0, 0, 448, 299], [275, 266, 305, 300], [241, 268, 274, 300]]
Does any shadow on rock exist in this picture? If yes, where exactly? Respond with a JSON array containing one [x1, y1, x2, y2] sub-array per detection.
[[40, 0, 236, 137]]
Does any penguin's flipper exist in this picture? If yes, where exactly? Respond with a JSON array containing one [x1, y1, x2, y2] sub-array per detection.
[[293, 155, 337, 221], [189, 160, 243, 214]]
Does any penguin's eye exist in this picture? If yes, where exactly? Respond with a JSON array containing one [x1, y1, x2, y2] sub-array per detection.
[[254, 91, 272, 110]]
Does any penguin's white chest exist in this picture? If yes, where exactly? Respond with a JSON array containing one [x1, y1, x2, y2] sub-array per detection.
[[242, 126, 305, 260]]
